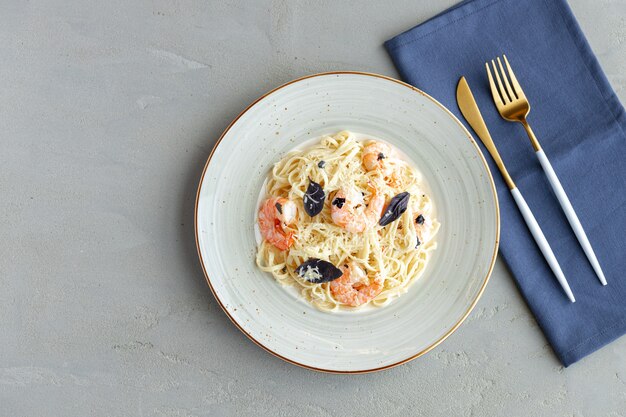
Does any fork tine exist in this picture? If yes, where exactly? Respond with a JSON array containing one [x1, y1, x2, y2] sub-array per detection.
[[497, 57, 517, 100], [503, 55, 526, 100], [491, 60, 510, 103], [485, 62, 504, 107]]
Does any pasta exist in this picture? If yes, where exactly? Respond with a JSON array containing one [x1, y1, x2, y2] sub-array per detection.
[[255, 131, 439, 311]]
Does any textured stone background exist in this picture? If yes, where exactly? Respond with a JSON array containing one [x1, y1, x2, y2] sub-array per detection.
[[1, 1, 625, 416]]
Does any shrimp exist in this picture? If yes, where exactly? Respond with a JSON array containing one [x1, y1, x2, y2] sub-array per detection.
[[330, 183, 385, 233], [362, 142, 394, 177], [330, 262, 383, 307], [258, 197, 297, 250]]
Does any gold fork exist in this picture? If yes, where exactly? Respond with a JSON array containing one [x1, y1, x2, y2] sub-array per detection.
[[486, 55, 607, 286]]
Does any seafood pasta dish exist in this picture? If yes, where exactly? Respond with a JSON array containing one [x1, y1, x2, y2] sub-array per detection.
[[255, 131, 439, 311]]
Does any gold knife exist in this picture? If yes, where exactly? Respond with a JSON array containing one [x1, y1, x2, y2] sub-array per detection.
[[456, 76, 575, 303]]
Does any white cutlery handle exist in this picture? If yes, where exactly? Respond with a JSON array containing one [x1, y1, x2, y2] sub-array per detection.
[[536, 150, 607, 285], [510, 187, 576, 303]]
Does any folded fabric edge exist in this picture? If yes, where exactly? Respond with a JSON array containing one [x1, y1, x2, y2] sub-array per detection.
[[498, 244, 626, 367], [383, 0, 505, 52], [561, 319, 626, 367]]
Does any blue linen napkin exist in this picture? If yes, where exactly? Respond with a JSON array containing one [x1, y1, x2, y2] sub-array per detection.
[[385, 0, 626, 366]]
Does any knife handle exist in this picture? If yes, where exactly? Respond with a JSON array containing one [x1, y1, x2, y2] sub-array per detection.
[[510, 187, 575, 303]]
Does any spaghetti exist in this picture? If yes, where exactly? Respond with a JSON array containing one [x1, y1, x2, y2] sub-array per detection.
[[255, 131, 439, 311]]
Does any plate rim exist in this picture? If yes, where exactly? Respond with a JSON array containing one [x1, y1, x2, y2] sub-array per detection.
[[194, 71, 500, 374]]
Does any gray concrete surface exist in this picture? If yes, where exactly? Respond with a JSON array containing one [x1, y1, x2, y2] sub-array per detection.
[[1, 1, 625, 416]]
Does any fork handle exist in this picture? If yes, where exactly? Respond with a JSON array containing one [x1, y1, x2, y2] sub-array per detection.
[[536, 150, 607, 285], [510, 187, 576, 302]]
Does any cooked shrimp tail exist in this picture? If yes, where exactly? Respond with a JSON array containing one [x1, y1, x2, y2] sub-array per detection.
[[258, 197, 297, 250], [330, 262, 383, 307], [362, 141, 394, 177], [331, 184, 384, 233]]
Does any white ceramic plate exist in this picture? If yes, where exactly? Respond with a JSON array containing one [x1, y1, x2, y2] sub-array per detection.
[[195, 72, 499, 373]]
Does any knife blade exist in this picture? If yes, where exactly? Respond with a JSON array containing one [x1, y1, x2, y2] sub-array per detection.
[[456, 77, 515, 190]]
